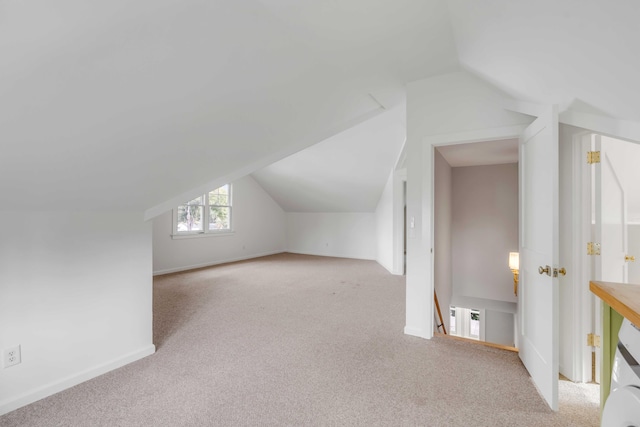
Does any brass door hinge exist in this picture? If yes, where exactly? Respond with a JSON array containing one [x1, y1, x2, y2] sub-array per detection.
[[587, 333, 601, 348], [587, 242, 601, 256], [587, 151, 601, 164]]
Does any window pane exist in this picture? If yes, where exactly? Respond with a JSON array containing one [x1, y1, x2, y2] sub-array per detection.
[[209, 193, 228, 206], [208, 185, 230, 206], [470, 309, 480, 339], [209, 207, 230, 230], [186, 196, 203, 206], [177, 205, 203, 231], [450, 307, 456, 334]]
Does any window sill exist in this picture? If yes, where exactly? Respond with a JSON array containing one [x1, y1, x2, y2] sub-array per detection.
[[171, 231, 235, 240]]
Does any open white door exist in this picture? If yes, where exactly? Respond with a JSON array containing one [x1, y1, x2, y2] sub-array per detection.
[[519, 105, 559, 410]]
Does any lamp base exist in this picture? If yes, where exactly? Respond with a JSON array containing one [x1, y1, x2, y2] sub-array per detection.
[[511, 270, 519, 296]]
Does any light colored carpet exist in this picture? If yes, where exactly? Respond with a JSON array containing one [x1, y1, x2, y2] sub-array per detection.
[[1, 253, 600, 426]]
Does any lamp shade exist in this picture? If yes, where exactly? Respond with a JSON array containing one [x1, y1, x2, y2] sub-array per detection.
[[509, 252, 520, 270]]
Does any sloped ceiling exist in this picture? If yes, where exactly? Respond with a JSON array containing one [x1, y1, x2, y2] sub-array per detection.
[[447, 0, 640, 121], [4, 1, 639, 215], [0, 0, 459, 212], [252, 108, 405, 212]]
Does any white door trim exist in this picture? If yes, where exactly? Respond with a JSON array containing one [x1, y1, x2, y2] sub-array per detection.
[[393, 169, 407, 275], [570, 130, 595, 383], [418, 124, 528, 338]]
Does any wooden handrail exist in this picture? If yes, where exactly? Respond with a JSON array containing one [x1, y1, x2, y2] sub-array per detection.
[[590, 281, 640, 326], [434, 291, 447, 334]]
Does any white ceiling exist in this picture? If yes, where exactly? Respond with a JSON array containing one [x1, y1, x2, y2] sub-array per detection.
[[0, 0, 458, 211], [447, 0, 640, 122], [437, 139, 518, 167], [2, 1, 640, 215], [252, 108, 405, 212]]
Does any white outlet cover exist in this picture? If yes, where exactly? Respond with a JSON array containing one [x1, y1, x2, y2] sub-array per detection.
[[3, 345, 21, 368]]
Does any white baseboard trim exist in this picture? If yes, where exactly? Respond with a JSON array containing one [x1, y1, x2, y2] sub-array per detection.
[[153, 250, 286, 276], [286, 250, 375, 261], [404, 326, 431, 339], [0, 344, 156, 416], [375, 259, 395, 275]]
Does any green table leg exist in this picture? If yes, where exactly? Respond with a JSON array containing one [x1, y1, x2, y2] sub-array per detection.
[[601, 302, 624, 412]]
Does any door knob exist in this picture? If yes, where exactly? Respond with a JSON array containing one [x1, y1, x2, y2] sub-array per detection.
[[538, 265, 551, 276], [553, 267, 567, 277], [625, 255, 636, 262]]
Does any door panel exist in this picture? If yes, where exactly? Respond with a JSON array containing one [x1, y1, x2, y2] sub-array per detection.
[[519, 106, 559, 410]]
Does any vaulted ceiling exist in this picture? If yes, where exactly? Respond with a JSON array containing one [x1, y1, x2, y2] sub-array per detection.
[[252, 107, 405, 212], [1, 1, 638, 214], [0, 0, 457, 212], [447, 0, 640, 122]]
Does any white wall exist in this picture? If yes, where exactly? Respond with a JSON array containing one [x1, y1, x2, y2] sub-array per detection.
[[484, 310, 515, 347], [434, 149, 452, 333], [152, 175, 286, 275], [600, 135, 640, 223], [375, 171, 394, 272], [0, 211, 154, 415], [451, 163, 518, 303], [286, 213, 376, 260], [405, 70, 531, 338]]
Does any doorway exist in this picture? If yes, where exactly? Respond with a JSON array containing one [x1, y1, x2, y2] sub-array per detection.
[[433, 138, 519, 347], [579, 133, 640, 384]]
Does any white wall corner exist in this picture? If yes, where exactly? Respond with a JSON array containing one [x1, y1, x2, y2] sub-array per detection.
[[502, 98, 548, 118], [403, 325, 431, 339], [153, 250, 286, 276], [144, 107, 386, 221]]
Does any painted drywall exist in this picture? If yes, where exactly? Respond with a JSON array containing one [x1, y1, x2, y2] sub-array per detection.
[[434, 149, 453, 332], [405, 70, 531, 338], [451, 295, 516, 315], [375, 171, 395, 273], [484, 310, 515, 347], [600, 136, 640, 223], [451, 163, 518, 303], [2, 2, 460, 215], [152, 175, 286, 275], [0, 212, 154, 415], [286, 213, 376, 260], [448, 0, 640, 122], [252, 108, 406, 214]]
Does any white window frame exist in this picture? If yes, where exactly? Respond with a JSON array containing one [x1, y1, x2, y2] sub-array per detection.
[[449, 306, 485, 341], [171, 184, 234, 239]]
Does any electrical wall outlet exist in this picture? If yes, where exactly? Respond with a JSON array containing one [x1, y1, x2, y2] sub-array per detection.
[[3, 345, 21, 368]]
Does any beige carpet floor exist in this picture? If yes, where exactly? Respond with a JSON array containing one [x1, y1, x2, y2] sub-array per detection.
[[0, 253, 600, 426]]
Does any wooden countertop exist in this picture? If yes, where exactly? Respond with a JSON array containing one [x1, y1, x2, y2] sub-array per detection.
[[590, 281, 640, 325]]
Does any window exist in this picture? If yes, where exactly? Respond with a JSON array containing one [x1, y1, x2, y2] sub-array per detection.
[[470, 309, 480, 340], [174, 184, 232, 236], [449, 307, 456, 335], [449, 306, 482, 341]]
